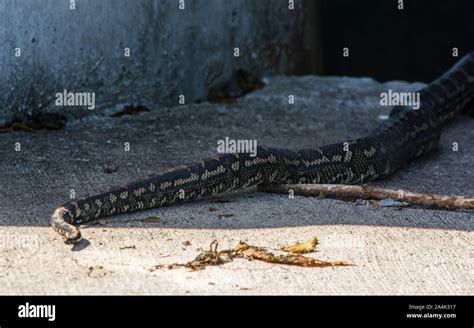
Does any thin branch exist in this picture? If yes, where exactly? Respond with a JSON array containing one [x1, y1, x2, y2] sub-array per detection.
[[257, 184, 474, 210]]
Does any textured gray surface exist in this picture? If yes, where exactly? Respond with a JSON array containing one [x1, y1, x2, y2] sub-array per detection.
[[0, 0, 308, 125], [0, 76, 472, 295]]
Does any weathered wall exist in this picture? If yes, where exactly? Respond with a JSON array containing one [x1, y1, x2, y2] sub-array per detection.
[[0, 0, 313, 126]]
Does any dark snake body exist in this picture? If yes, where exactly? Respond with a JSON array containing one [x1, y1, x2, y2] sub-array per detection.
[[51, 53, 474, 244]]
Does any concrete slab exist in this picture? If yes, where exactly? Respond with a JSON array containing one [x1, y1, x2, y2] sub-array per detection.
[[0, 75, 472, 295]]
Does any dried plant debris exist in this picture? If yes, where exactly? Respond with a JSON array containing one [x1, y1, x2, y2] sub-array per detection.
[[149, 241, 231, 272], [87, 265, 108, 278], [140, 216, 161, 223], [235, 242, 351, 268], [207, 69, 264, 103], [280, 237, 318, 254], [259, 184, 474, 210], [150, 238, 352, 272], [110, 104, 150, 117]]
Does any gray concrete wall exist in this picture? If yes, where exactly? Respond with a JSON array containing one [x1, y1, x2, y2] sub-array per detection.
[[0, 0, 311, 126]]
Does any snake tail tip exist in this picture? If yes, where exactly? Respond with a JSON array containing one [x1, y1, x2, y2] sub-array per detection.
[[51, 206, 82, 244]]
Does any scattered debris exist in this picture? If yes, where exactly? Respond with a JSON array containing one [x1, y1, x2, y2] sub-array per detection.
[[0, 123, 36, 133], [378, 198, 410, 208], [208, 207, 218, 212], [149, 239, 352, 272], [217, 213, 234, 219], [87, 265, 107, 278], [119, 245, 136, 250], [0, 112, 67, 133], [280, 237, 318, 254], [258, 183, 474, 210], [182, 240, 192, 247], [110, 105, 149, 117], [141, 216, 161, 223], [234, 242, 351, 268], [208, 69, 264, 103]]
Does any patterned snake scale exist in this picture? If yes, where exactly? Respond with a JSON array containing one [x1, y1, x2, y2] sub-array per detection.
[[51, 53, 474, 244]]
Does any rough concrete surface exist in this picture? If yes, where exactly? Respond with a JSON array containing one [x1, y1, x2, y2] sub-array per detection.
[[0, 76, 472, 295]]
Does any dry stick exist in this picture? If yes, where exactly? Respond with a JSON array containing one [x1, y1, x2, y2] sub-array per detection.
[[257, 184, 474, 210]]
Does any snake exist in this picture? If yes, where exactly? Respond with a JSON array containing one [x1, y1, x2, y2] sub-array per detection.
[[51, 52, 474, 244]]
